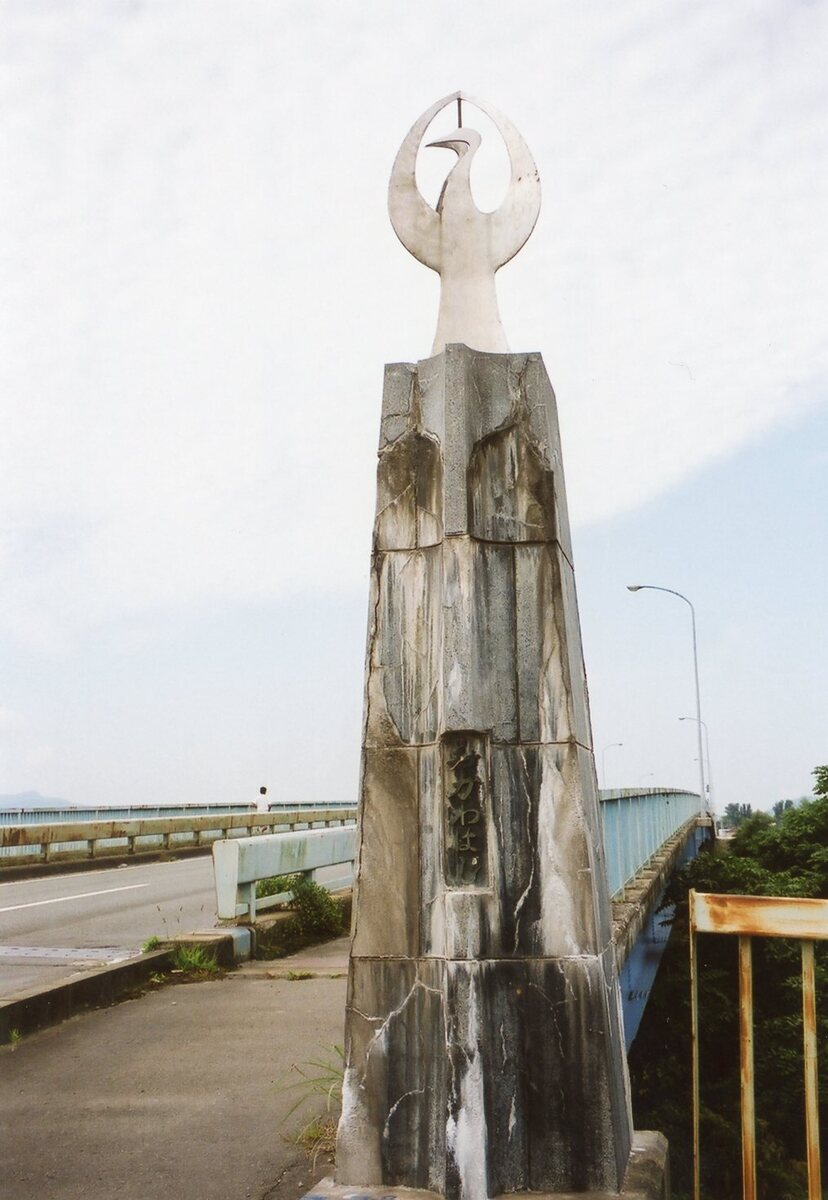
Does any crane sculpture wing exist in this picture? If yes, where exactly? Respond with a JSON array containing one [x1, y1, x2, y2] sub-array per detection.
[[388, 91, 541, 352], [387, 93, 448, 272], [475, 93, 542, 269]]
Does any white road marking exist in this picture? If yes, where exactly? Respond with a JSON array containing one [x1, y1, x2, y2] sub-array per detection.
[[0, 855, 211, 888], [0, 883, 148, 914]]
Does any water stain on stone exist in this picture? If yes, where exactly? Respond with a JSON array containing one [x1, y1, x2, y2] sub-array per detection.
[[468, 420, 555, 544], [376, 429, 443, 551]]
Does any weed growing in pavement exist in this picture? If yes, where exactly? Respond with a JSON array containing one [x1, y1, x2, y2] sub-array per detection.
[[8, 1028, 22, 1049], [170, 944, 218, 974], [143, 898, 214, 954], [141, 905, 182, 956], [282, 1044, 344, 1170], [286, 970, 313, 981], [255, 878, 348, 959], [296, 1116, 338, 1168]]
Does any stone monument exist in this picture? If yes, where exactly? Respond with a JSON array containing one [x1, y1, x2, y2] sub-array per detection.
[[327, 92, 667, 1200]]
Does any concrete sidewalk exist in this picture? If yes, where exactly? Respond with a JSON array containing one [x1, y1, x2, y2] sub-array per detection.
[[1, 939, 350, 1200]]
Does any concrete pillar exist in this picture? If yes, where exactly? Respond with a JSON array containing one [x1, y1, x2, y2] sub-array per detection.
[[335, 346, 634, 1197]]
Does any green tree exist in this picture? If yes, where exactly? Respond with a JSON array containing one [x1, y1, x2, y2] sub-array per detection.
[[721, 801, 753, 829]]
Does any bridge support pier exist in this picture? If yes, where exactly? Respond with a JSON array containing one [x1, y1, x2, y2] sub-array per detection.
[[331, 349, 667, 1198]]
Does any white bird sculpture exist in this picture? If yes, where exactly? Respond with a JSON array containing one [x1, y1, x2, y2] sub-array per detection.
[[388, 91, 541, 355]]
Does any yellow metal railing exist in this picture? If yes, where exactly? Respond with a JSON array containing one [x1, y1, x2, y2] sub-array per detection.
[[689, 890, 827, 1200]]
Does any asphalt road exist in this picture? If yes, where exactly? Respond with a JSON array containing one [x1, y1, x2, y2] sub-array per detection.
[[0, 856, 219, 997]]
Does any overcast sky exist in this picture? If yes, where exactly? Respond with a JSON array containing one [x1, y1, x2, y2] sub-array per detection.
[[1, 0, 826, 812]]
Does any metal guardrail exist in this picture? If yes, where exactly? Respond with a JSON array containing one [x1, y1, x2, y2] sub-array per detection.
[[690, 891, 827, 1200], [0, 802, 256, 827], [213, 826, 358, 922], [266, 801, 353, 812], [0, 800, 356, 830], [1, 789, 700, 894], [0, 808, 358, 865], [599, 788, 703, 898]]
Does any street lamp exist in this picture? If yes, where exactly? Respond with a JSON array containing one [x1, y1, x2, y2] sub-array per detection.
[[601, 742, 623, 790], [679, 716, 713, 809], [627, 584, 706, 813]]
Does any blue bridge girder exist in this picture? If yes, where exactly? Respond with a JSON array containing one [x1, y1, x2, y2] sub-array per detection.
[[599, 788, 713, 1048]]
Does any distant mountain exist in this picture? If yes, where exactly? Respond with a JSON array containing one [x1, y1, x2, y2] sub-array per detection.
[[0, 790, 78, 810]]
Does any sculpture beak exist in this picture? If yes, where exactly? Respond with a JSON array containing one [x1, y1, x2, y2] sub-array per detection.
[[427, 130, 469, 151]]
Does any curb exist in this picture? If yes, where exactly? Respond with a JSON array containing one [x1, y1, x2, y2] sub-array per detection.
[[255, 963, 347, 979], [0, 931, 239, 1046]]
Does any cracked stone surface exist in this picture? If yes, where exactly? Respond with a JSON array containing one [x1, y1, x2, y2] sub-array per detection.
[[338, 347, 635, 1198]]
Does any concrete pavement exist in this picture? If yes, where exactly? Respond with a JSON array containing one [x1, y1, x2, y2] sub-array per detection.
[[0, 938, 350, 1200]]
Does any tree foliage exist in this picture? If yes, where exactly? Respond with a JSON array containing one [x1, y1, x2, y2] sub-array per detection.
[[721, 801, 753, 829], [628, 784, 828, 1200]]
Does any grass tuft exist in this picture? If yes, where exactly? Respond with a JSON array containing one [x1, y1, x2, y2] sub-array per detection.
[[282, 1044, 344, 1169], [169, 944, 218, 974]]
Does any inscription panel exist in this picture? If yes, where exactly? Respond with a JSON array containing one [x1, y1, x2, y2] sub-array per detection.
[[443, 732, 489, 889]]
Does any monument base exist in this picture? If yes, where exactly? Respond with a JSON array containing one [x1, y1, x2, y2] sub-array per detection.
[[301, 1132, 669, 1200]]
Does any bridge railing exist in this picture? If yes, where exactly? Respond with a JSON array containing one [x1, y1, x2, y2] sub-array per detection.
[[0, 801, 258, 827], [214, 825, 358, 922], [0, 806, 357, 865], [2, 790, 701, 894], [599, 788, 702, 898], [690, 891, 827, 1200]]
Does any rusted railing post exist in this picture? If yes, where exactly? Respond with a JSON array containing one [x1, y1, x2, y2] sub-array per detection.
[[738, 936, 756, 1200], [690, 892, 700, 1200], [690, 890, 827, 1200], [802, 939, 822, 1200]]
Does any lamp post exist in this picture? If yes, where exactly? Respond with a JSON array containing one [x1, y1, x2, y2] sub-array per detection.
[[601, 742, 623, 790], [680, 716, 713, 809], [627, 584, 706, 813]]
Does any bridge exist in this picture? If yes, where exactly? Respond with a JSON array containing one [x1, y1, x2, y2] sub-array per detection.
[[0, 790, 712, 1200], [0, 789, 710, 1042]]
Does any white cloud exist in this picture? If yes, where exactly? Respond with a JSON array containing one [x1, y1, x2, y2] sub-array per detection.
[[0, 705, 54, 785], [0, 0, 826, 650]]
